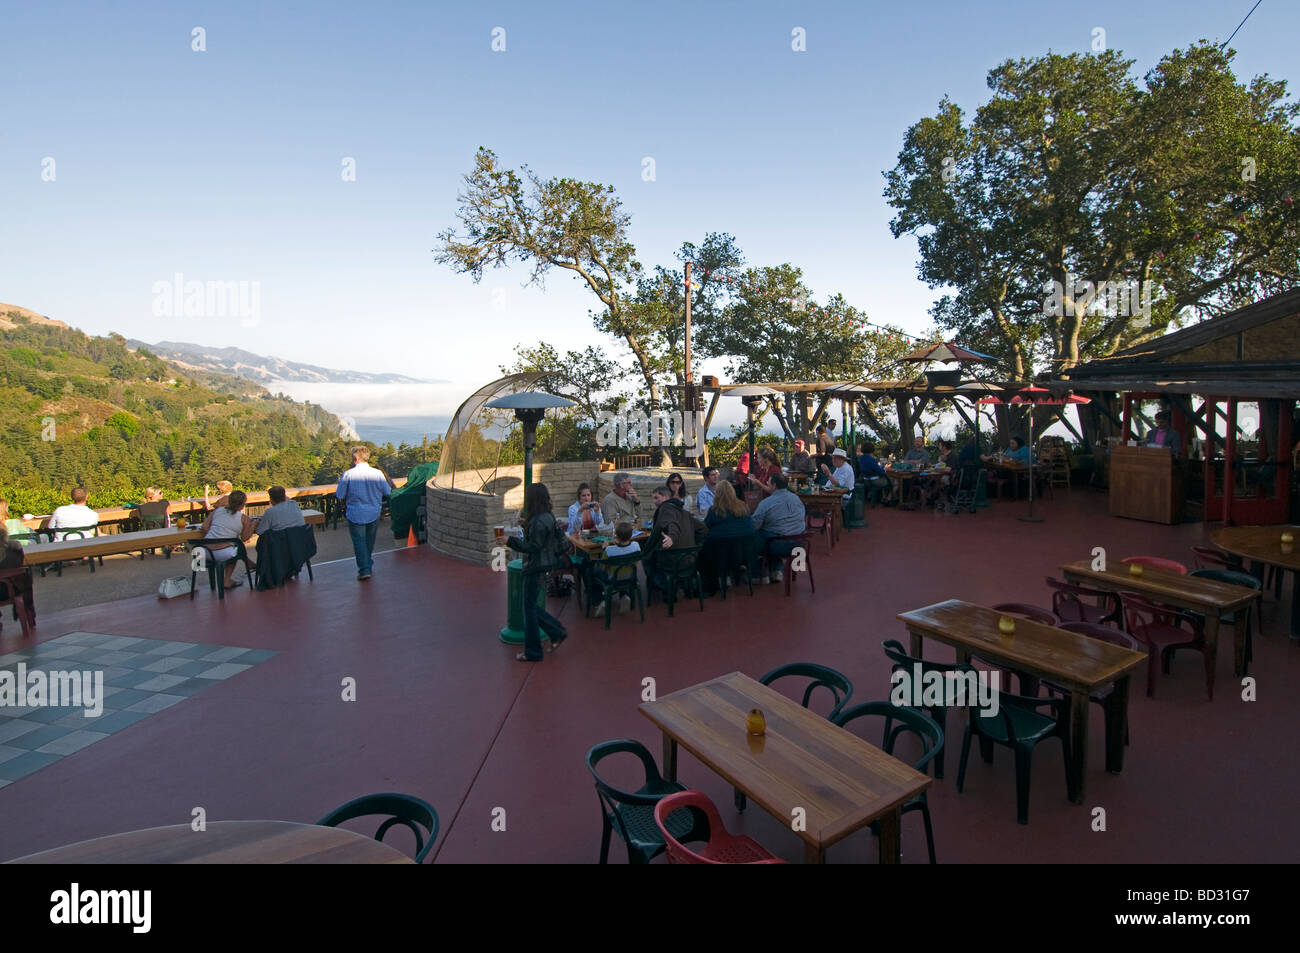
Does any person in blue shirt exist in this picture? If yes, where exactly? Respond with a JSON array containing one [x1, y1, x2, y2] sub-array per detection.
[[857, 441, 892, 503], [335, 446, 394, 580], [983, 436, 1032, 464]]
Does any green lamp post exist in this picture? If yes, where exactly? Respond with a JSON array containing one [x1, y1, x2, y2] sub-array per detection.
[[485, 391, 577, 644]]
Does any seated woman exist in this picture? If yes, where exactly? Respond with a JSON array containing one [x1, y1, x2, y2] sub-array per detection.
[[198, 490, 257, 589], [857, 441, 892, 502], [566, 482, 605, 533], [700, 481, 760, 595], [747, 447, 783, 497], [665, 472, 693, 512], [0, 499, 32, 546], [984, 436, 1031, 464]]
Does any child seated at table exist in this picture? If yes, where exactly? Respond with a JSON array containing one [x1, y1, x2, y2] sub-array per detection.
[[590, 522, 640, 616]]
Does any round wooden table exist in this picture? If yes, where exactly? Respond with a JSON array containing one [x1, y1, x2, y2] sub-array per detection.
[[5, 820, 415, 864], [1209, 524, 1300, 640]]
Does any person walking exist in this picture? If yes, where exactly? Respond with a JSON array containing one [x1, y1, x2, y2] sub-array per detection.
[[505, 482, 570, 662], [335, 446, 393, 581]]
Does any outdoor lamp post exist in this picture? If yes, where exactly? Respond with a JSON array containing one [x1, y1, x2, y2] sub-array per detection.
[[484, 391, 576, 488], [484, 391, 576, 647], [727, 385, 778, 466]]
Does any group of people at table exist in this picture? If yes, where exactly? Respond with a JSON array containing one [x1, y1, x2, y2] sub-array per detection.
[[0, 482, 310, 591]]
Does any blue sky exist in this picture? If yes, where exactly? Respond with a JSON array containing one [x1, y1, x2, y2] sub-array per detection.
[[2, 0, 1294, 421]]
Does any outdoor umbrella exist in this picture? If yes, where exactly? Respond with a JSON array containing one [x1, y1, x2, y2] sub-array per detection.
[[901, 341, 998, 364]]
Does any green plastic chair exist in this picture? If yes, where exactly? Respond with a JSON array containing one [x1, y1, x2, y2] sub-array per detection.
[[317, 793, 439, 863], [586, 739, 706, 864], [592, 551, 644, 629], [833, 701, 943, 863], [647, 545, 704, 617], [956, 689, 1075, 825], [882, 639, 976, 779]]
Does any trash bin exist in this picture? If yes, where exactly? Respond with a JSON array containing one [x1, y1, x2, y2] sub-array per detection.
[[845, 483, 867, 528]]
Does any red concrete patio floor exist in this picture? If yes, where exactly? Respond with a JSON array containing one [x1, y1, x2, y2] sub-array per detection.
[[2, 489, 1297, 864]]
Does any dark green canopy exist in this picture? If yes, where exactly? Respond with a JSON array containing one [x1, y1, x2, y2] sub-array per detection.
[[389, 462, 438, 539]]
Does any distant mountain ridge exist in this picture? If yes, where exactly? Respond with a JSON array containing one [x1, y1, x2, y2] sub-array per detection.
[[127, 339, 431, 386]]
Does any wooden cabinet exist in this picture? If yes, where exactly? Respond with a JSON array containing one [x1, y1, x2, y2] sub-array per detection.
[[1109, 445, 1183, 524]]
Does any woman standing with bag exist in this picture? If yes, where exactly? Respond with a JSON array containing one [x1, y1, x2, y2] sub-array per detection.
[[505, 483, 570, 662]]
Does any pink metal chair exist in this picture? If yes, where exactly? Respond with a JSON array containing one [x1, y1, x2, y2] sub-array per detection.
[[1120, 591, 1212, 700], [1121, 555, 1188, 575], [653, 791, 786, 864], [1190, 545, 1236, 571]]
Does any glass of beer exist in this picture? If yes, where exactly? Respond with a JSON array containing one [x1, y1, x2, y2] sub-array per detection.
[[494, 526, 505, 544]]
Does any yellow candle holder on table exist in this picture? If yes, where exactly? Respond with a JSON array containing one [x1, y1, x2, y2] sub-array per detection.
[[997, 615, 1016, 635], [1129, 562, 1144, 577], [746, 708, 767, 736], [1282, 531, 1294, 555]]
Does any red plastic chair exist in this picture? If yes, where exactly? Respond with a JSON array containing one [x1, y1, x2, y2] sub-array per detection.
[[765, 534, 815, 596], [805, 509, 834, 555], [1044, 577, 1121, 627], [1120, 591, 1212, 700], [1121, 555, 1188, 575], [653, 791, 786, 864]]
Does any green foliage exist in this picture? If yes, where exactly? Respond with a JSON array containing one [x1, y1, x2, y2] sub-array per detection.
[[1, 321, 442, 514], [885, 42, 1300, 375]]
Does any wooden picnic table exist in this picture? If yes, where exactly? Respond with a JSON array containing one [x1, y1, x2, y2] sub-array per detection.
[[639, 671, 931, 863], [14, 478, 408, 532], [884, 466, 950, 510], [23, 511, 325, 566], [5, 820, 413, 864], [897, 600, 1146, 802], [567, 530, 650, 559], [1061, 557, 1259, 683], [1210, 524, 1300, 640]]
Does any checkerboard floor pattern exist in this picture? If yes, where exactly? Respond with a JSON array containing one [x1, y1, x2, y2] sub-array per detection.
[[0, 633, 275, 786]]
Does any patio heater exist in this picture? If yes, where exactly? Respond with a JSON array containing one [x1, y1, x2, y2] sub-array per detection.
[[727, 385, 777, 466], [484, 391, 575, 647], [484, 391, 576, 489]]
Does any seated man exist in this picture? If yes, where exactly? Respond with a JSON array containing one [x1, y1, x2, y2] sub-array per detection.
[[47, 488, 99, 541], [819, 447, 855, 490], [254, 487, 315, 589], [750, 473, 806, 584], [642, 485, 708, 597], [601, 472, 640, 526], [256, 485, 307, 533], [903, 436, 931, 465], [857, 441, 892, 501], [788, 440, 816, 473]]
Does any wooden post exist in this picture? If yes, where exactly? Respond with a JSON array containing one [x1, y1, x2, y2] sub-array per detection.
[[1223, 398, 1237, 525]]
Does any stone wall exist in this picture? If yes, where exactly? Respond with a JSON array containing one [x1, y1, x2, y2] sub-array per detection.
[[425, 461, 600, 564]]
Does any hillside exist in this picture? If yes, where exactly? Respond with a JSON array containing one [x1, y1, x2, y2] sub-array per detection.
[[0, 305, 438, 514], [127, 339, 429, 385]]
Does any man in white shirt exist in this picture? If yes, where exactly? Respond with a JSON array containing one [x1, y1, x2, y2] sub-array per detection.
[[820, 447, 855, 491], [47, 488, 99, 541]]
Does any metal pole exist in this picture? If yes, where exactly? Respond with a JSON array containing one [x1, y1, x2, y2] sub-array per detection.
[[1020, 405, 1042, 522], [684, 261, 692, 385]]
